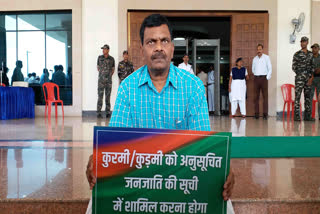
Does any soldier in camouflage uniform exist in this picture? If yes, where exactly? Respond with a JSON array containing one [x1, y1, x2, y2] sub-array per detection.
[[118, 50, 134, 82], [97, 44, 115, 118], [310, 43, 320, 120], [292, 37, 315, 121]]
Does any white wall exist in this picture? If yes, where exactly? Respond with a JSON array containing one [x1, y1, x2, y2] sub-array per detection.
[[312, 0, 320, 44], [276, 0, 311, 112], [82, 0, 119, 111]]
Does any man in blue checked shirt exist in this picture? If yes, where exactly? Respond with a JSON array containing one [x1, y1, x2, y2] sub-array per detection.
[[86, 14, 235, 214]]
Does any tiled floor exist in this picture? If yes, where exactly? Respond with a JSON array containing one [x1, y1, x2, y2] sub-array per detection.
[[0, 116, 319, 213], [1, 116, 319, 141]]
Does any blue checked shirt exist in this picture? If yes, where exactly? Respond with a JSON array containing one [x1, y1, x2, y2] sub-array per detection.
[[109, 63, 211, 131]]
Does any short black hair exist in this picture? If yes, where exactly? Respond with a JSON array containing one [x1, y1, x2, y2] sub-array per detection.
[[54, 65, 59, 72], [123, 50, 128, 55], [236, 57, 243, 64], [139, 14, 173, 45], [183, 53, 189, 58], [257, 44, 264, 49]]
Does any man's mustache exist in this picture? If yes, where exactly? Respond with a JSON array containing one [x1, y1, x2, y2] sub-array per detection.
[[151, 52, 166, 60]]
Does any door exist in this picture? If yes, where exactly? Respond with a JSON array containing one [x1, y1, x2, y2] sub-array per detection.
[[231, 13, 269, 116], [193, 39, 221, 115], [127, 12, 152, 69]]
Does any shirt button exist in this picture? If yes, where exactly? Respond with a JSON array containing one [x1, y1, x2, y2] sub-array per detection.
[[159, 116, 161, 120]]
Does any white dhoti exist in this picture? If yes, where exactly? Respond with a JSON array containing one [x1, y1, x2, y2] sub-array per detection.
[[208, 83, 215, 111], [229, 79, 246, 116]]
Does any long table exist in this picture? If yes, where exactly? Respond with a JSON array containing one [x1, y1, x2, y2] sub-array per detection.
[[0, 87, 35, 120]]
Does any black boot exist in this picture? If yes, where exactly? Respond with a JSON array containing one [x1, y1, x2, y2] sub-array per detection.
[[106, 112, 111, 118], [304, 116, 315, 121], [294, 115, 301, 121]]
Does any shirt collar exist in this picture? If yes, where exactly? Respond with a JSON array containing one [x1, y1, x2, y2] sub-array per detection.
[[138, 63, 178, 90], [257, 54, 264, 58]]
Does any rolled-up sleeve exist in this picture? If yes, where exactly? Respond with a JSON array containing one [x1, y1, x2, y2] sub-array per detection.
[[266, 55, 272, 80]]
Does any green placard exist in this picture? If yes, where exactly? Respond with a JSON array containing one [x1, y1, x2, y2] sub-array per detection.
[[93, 127, 231, 214]]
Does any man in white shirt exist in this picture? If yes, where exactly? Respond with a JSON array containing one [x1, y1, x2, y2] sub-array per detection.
[[252, 44, 272, 120], [207, 65, 215, 114], [178, 54, 194, 75]]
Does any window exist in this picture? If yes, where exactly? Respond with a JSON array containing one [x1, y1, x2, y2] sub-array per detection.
[[0, 11, 72, 105]]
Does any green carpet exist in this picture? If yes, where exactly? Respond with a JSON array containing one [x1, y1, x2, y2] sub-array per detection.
[[230, 136, 320, 158]]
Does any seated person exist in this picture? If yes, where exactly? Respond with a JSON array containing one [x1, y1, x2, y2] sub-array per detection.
[[40, 68, 50, 85], [66, 67, 72, 86], [52, 65, 66, 86], [1, 67, 9, 86], [25, 73, 32, 82], [28, 73, 40, 84], [11, 60, 24, 85], [85, 14, 235, 214]]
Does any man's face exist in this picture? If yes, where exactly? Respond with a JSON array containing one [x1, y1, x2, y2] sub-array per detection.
[[183, 55, 189, 64], [301, 41, 308, 49], [312, 47, 319, 55], [257, 46, 263, 56], [140, 24, 174, 75], [237, 60, 243, 67], [103, 48, 109, 55], [123, 53, 129, 61]]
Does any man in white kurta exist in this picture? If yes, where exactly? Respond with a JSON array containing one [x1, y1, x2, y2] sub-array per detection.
[[207, 67, 215, 113], [178, 54, 194, 75]]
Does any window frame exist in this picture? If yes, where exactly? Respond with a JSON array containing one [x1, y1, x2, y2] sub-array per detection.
[[0, 10, 72, 69]]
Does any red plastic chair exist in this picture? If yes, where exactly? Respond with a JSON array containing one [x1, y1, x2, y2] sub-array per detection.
[[281, 84, 302, 119], [312, 88, 318, 119], [0, 83, 5, 87], [42, 82, 64, 118]]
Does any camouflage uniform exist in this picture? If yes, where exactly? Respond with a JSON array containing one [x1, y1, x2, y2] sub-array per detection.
[[118, 60, 134, 82], [97, 55, 115, 115], [311, 54, 320, 118], [292, 49, 314, 120]]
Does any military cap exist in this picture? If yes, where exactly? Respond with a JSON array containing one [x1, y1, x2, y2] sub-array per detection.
[[311, 43, 319, 48], [300, 36, 309, 42], [101, 44, 110, 49]]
